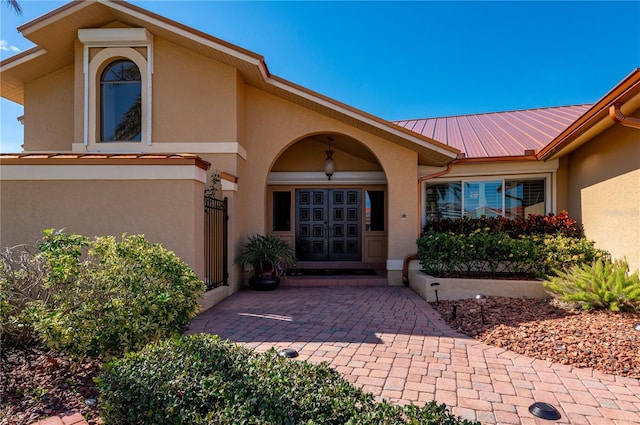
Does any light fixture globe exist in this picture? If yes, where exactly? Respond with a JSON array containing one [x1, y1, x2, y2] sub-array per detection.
[[324, 136, 336, 180], [324, 149, 335, 180]]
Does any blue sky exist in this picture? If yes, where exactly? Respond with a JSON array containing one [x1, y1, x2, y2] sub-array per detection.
[[1, 1, 639, 153]]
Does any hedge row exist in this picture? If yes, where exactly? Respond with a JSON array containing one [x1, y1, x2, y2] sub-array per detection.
[[418, 230, 609, 278]]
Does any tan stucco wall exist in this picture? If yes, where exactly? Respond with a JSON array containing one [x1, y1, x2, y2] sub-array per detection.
[[555, 156, 569, 214], [0, 178, 205, 278], [152, 38, 239, 143], [272, 139, 381, 172], [565, 122, 640, 271], [237, 87, 419, 283], [23, 65, 75, 151]]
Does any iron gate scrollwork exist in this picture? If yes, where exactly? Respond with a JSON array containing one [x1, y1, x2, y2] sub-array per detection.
[[204, 196, 228, 291]]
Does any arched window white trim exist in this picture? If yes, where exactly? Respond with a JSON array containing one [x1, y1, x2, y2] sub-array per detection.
[[79, 28, 153, 148]]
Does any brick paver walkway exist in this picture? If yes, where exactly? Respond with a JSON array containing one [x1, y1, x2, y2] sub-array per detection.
[[187, 286, 640, 424]]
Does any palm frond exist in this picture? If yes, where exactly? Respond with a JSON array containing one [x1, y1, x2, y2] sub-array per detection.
[[2, 0, 22, 14]]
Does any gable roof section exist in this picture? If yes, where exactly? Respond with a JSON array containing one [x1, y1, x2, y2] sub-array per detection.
[[538, 68, 640, 160], [0, 0, 459, 166], [393, 105, 591, 160]]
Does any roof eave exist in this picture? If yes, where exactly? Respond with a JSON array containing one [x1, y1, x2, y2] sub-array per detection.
[[455, 155, 539, 164], [538, 68, 640, 161]]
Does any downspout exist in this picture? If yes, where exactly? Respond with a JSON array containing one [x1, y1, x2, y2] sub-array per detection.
[[402, 160, 456, 285], [610, 103, 640, 129]]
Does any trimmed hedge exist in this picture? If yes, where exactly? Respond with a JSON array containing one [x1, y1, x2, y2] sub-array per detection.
[[98, 334, 480, 425], [418, 230, 609, 278]]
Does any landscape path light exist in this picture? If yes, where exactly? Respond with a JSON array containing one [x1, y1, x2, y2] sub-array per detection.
[[634, 323, 640, 331], [475, 293, 487, 324], [430, 282, 440, 305]]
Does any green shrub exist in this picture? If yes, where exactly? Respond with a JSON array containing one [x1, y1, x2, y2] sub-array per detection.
[[98, 334, 479, 425], [544, 258, 640, 312], [417, 230, 608, 278], [417, 229, 539, 277], [537, 234, 609, 276], [0, 244, 49, 347], [29, 229, 204, 358]]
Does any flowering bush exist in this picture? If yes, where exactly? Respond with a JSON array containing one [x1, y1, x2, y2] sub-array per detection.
[[423, 211, 583, 238]]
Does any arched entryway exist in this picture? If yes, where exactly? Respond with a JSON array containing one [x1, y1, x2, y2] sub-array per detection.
[[266, 133, 388, 266]]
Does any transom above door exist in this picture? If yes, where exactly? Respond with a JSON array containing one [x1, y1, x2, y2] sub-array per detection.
[[295, 189, 362, 261]]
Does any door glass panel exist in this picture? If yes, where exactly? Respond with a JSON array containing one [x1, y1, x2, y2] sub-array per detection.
[[272, 191, 291, 231], [366, 190, 385, 231]]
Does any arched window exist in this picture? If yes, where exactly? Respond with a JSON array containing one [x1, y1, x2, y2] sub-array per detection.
[[101, 60, 142, 142]]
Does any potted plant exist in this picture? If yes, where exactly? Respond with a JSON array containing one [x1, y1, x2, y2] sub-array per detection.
[[239, 234, 296, 290]]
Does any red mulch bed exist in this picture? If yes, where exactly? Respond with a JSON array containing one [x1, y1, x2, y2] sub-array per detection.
[[0, 347, 102, 425], [432, 297, 640, 378]]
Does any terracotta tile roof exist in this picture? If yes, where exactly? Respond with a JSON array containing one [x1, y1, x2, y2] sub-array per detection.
[[0, 153, 210, 170], [393, 105, 592, 159]]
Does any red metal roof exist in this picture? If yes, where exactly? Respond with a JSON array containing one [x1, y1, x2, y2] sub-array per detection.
[[0, 153, 211, 170], [393, 105, 592, 159]]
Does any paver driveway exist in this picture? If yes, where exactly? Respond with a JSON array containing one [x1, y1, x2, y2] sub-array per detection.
[[187, 287, 640, 424]]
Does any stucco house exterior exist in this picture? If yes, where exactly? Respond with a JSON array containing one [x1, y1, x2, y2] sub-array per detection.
[[1, 0, 638, 308]]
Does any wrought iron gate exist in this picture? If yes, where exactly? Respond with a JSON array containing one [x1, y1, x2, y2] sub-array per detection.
[[204, 196, 228, 291]]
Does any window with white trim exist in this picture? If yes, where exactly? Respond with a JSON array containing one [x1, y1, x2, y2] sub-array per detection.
[[78, 28, 153, 148], [425, 177, 547, 221]]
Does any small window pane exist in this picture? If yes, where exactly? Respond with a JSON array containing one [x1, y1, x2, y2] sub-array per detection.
[[504, 179, 545, 218], [425, 182, 461, 220], [464, 181, 502, 218], [101, 60, 141, 142], [273, 191, 291, 231], [366, 190, 385, 231]]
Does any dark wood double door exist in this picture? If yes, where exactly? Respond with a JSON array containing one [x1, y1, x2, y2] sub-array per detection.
[[295, 189, 361, 261]]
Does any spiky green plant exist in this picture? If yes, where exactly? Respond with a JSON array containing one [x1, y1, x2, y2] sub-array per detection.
[[544, 258, 640, 312], [238, 234, 296, 276]]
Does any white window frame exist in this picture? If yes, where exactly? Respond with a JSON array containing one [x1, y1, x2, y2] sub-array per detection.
[[79, 28, 153, 148], [422, 173, 553, 227]]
